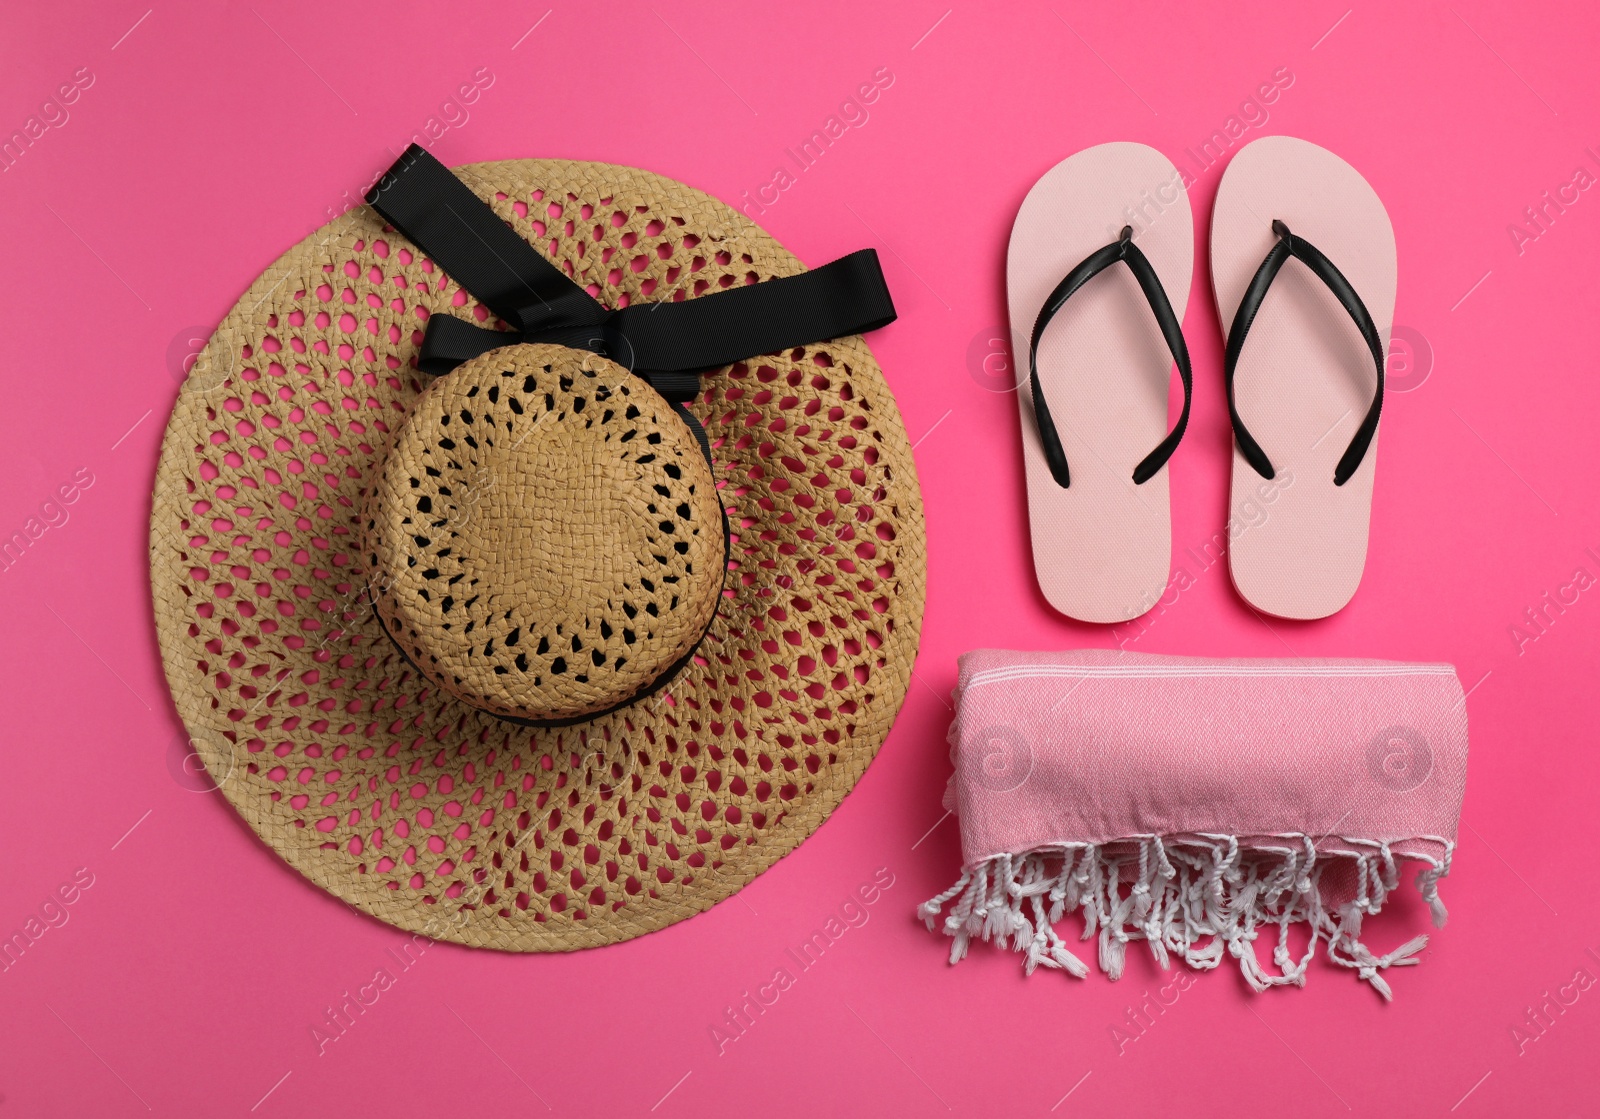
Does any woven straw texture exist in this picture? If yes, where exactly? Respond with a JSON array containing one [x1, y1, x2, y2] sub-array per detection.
[[360, 344, 726, 723], [150, 158, 927, 950]]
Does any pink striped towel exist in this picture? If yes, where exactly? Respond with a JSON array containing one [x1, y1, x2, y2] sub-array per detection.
[[919, 650, 1468, 999]]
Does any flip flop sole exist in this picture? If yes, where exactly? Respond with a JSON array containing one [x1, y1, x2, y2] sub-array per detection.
[[1007, 143, 1193, 623], [1212, 136, 1396, 620]]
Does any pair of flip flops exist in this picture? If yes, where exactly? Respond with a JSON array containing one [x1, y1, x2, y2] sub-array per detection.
[[1010, 137, 1395, 623]]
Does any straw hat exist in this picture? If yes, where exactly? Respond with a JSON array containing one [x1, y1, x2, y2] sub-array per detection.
[[150, 150, 925, 950]]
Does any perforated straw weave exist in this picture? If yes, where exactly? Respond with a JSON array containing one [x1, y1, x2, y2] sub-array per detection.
[[359, 344, 728, 725], [150, 158, 927, 950]]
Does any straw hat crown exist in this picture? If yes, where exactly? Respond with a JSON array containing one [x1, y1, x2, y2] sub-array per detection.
[[362, 345, 725, 724]]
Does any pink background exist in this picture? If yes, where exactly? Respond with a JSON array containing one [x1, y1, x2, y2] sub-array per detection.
[[2, 1, 1597, 1114]]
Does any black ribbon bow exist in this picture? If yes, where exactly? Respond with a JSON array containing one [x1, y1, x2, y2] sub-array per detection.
[[364, 145, 898, 452]]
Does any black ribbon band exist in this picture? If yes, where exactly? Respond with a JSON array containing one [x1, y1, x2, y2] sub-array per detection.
[[364, 144, 898, 385]]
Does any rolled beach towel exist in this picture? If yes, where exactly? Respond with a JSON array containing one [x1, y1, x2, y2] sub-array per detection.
[[919, 650, 1468, 999]]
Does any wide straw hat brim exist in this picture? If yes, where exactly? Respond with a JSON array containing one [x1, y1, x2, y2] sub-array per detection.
[[150, 158, 926, 950]]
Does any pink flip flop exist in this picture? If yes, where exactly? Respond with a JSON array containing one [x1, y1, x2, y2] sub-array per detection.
[[1212, 136, 1396, 619], [1008, 143, 1193, 623]]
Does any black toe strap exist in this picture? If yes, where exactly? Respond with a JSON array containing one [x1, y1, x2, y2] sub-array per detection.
[[1224, 219, 1386, 486], [1028, 226, 1192, 489]]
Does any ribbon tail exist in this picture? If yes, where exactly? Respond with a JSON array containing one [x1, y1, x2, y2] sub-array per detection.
[[418, 316, 523, 376]]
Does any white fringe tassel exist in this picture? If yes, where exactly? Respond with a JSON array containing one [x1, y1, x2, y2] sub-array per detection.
[[917, 835, 1453, 1000]]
